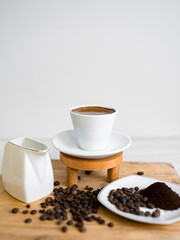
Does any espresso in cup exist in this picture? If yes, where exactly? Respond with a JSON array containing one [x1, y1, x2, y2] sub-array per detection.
[[72, 106, 115, 115], [70, 106, 116, 151]]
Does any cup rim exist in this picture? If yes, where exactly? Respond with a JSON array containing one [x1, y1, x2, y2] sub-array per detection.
[[70, 105, 117, 117]]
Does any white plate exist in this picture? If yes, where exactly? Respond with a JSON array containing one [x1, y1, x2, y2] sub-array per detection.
[[52, 130, 131, 159], [98, 175, 180, 225]]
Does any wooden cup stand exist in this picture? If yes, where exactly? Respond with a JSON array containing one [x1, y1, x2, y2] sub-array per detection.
[[60, 152, 123, 187]]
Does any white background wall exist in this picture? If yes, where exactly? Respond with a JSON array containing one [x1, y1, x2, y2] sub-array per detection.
[[0, 0, 180, 139]]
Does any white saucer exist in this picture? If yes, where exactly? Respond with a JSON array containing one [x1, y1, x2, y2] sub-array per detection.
[[98, 175, 180, 225], [52, 130, 131, 159]]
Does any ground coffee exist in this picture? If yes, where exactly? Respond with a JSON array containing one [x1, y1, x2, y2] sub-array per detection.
[[140, 182, 180, 210]]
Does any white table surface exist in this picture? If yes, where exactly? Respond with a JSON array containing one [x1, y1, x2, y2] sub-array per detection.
[[0, 137, 180, 176]]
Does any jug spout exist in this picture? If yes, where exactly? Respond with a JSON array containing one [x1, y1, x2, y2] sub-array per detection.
[[9, 138, 49, 152]]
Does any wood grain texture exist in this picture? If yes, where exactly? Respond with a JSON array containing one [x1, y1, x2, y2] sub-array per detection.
[[0, 160, 180, 240]]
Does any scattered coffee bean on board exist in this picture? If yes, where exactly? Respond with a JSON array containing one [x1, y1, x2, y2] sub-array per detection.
[[85, 171, 92, 175], [9, 184, 117, 233], [57, 220, 62, 225], [137, 171, 144, 175], [54, 181, 60, 186], [108, 222, 114, 227], [24, 218, 32, 223], [40, 214, 48, 220], [41, 202, 48, 208], [22, 210, 28, 214], [12, 208, 19, 213], [79, 226, 86, 232], [30, 210, 37, 215], [39, 209, 45, 214], [62, 226, 68, 232], [45, 197, 52, 203], [78, 176, 81, 180]]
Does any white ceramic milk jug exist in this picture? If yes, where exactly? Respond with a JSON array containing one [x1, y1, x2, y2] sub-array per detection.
[[2, 138, 54, 203]]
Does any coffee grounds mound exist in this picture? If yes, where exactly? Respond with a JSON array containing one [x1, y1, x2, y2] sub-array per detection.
[[140, 182, 180, 210]]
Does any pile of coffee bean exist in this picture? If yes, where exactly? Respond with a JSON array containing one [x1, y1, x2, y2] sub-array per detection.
[[11, 180, 114, 233], [108, 186, 160, 217]]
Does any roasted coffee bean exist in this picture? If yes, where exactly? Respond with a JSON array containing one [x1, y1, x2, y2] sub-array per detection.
[[118, 196, 127, 205], [134, 207, 140, 213], [117, 205, 124, 211], [72, 184, 78, 190], [54, 206, 61, 212], [137, 171, 144, 175], [79, 226, 86, 232], [26, 204, 31, 208], [41, 202, 48, 208], [12, 208, 19, 213], [61, 226, 68, 232], [67, 196, 74, 202], [143, 197, 148, 203], [67, 220, 73, 225], [124, 206, 130, 213], [48, 215, 55, 220], [62, 215, 68, 220], [54, 181, 60, 186], [40, 214, 48, 220], [85, 171, 92, 175], [30, 210, 37, 215], [71, 190, 77, 195], [57, 220, 62, 225], [108, 222, 114, 227], [50, 201, 56, 206], [99, 219, 105, 224], [89, 187, 93, 191], [129, 209, 135, 214], [152, 209, 160, 218], [140, 202, 146, 207], [39, 209, 45, 214], [147, 203, 155, 209], [126, 202, 135, 209], [145, 211, 151, 217], [92, 209, 98, 213], [45, 197, 52, 203], [135, 186, 139, 191], [138, 211, 144, 216], [110, 190, 116, 195], [113, 191, 120, 198], [24, 218, 32, 223], [134, 202, 141, 207], [22, 210, 28, 214], [61, 211, 67, 216], [85, 216, 93, 222], [75, 222, 83, 228], [78, 176, 81, 180], [55, 213, 61, 219], [122, 187, 128, 192], [115, 202, 123, 208], [46, 209, 52, 215]]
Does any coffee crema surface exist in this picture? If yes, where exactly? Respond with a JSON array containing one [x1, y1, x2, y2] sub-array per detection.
[[72, 106, 115, 115]]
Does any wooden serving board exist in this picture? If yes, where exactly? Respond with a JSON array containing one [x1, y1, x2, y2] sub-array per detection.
[[0, 160, 180, 240]]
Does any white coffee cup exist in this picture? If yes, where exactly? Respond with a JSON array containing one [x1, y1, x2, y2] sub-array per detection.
[[70, 105, 117, 151]]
